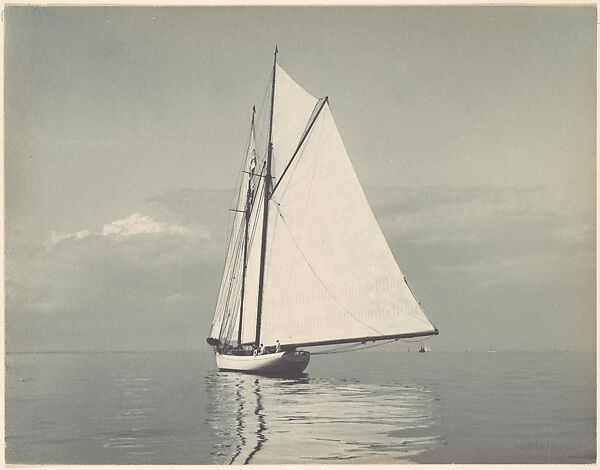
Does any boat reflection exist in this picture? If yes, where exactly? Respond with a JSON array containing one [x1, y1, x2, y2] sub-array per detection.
[[206, 372, 442, 464]]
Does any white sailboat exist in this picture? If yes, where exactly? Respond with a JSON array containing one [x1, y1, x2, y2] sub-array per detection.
[[206, 48, 438, 375]]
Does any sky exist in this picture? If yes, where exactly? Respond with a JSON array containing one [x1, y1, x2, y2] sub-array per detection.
[[5, 5, 596, 352]]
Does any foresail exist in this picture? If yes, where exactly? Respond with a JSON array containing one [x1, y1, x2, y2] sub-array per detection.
[[260, 102, 435, 347]]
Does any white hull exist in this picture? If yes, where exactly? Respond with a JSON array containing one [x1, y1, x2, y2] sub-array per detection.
[[216, 350, 310, 375]]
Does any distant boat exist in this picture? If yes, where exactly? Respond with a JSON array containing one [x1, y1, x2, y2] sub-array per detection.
[[487, 348, 496, 353], [418, 344, 431, 353], [206, 48, 438, 375]]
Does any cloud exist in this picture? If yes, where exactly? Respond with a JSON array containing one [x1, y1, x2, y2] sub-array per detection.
[[45, 229, 91, 247], [365, 184, 594, 271], [102, 213, 185, 238], [44, 213, 191, 248]]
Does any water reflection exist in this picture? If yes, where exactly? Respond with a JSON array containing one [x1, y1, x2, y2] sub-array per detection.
[[206, 372, 442, 464], [229, 376, 266, 464]]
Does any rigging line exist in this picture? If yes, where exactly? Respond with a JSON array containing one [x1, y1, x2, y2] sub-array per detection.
[[223, 181, 262, 331], [232, 174, 263, 315], [277, 114, 324, 298], [218, 227, 247, 338], [215, 225, 242, 321], [232, 162, 265, 258], [225, 115, 256, 244], [211, 221, 241, 331], [224, 245, 244, 305], [219, 212, 246, 287], [219, 282, 241, 339], [218, 256, 242, 325], [223, 180, 266, 341], [312, 339, 399, 355], [310, 342, 364, 355], [248, 161, 267, 213], [272, 203, 385, 337], [216, 162, 266, 328], [226, 227, 261, 341], [211, 118, 257, 332], [233, 190, 264, 341], [272, 98, 325, 204], [403, 277, 437, 329], [224, 248, 247, 328], [254, 69, 273, 159], [217, 217, 246, 312], [396, 336, 435, 343], [242, 174, 265, 267], [221, 108, 261, 287], [247, 178, 265, 251], [271, 97, 328, 196]]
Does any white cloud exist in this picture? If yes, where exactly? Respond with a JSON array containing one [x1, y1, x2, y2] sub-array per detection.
[[45, 229, 91, 247], [102, 213, 185, 238], [44, 213, 188, 248]]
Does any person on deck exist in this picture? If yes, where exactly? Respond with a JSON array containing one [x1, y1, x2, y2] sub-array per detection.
[[275, 340, 281, 352]]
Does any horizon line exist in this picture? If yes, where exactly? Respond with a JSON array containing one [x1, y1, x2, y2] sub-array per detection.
[[5, 349, 596, 354]]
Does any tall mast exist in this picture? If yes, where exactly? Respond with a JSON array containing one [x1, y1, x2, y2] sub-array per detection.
[[237, 107, 255, 346], [255, 46, 278, 347]]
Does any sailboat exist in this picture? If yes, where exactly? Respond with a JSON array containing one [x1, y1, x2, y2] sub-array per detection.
[[206, 48, 438, 375]]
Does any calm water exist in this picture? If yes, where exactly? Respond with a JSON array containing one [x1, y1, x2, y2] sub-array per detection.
[[5, 351, 596, 464]]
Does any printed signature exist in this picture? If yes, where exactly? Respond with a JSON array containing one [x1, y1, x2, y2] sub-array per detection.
[[516, 440, 567, 450]]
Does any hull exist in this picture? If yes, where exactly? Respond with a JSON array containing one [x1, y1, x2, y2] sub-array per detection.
[[216, 350, 310, 375]]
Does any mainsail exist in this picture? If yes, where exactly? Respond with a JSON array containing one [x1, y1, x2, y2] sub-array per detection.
[[209, 57, 437, 349]]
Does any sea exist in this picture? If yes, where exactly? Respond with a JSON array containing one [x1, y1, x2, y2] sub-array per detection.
[[5, 350, 596, 465]]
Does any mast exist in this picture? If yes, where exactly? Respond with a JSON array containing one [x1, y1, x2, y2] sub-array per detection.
[[236, 107, 255, 346], [255, 46, 278, 347]]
